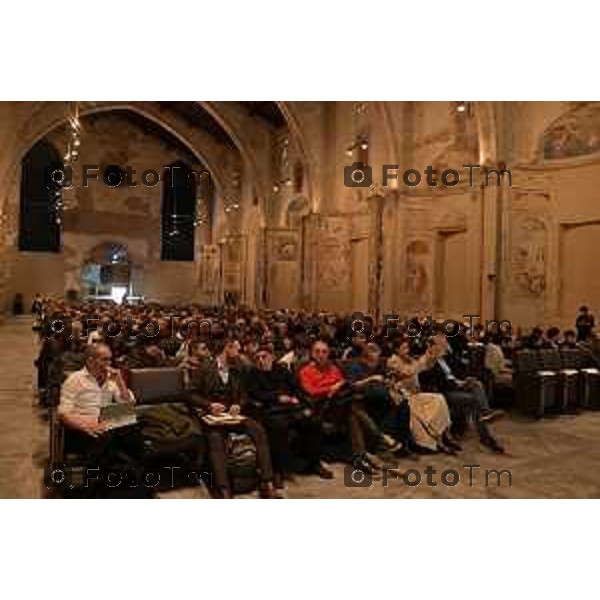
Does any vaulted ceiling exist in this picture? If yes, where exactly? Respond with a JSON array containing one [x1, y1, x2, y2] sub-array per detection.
[[155, 101, 287, 148], [155, 102, 238, 149]]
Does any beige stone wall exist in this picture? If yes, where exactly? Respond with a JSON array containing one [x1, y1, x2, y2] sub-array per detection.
[[3, 101, 600, 329]]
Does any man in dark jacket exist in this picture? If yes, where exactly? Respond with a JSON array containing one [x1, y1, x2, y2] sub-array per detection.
[[576, 306, 595, 342], [245, 345, 333, 486], [186, 339, 280, 498], [419, 337, 505, 453]]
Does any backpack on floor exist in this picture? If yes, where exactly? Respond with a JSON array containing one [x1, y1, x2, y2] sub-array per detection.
[[226, 433, 258, 495]]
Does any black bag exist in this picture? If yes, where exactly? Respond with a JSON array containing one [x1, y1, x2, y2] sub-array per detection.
[[137, 404, 205, 470], [226, 433, 257, 495]]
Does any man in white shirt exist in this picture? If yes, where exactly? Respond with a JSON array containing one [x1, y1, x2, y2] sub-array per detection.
[[59, 343, 135, 435], [59, 343, 142, 483]]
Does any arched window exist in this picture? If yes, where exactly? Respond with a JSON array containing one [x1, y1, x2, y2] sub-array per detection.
[[161, 160, 197, 261], [19, 138, 62, 252]]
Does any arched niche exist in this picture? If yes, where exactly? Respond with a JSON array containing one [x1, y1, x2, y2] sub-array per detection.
[[78, 241, 134, 301]]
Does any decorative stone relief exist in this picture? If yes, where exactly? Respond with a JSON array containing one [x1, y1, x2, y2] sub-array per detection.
[[221, 236, 246, 294], [198, 244, 219, 294], [317, 216, 351, 292], [511, 215, 547, 297]]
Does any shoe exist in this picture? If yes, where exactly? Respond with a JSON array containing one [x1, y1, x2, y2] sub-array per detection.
[[480, 436, 505, 454], [352, 453, 375, 474], [365, 452, 383, 470], [393, 444, 419, 460], [438, 443, 458, 456], [316, 463, 334, 479], [442, 432, 462, 452], [259, 482, 284, 499], [413, 445, 438, 455], [382, 434, 403, 453], [481, 409, 506, 423]]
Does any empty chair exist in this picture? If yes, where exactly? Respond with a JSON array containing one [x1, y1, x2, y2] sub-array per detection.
[[127, 367, 187, 405], [513, 349, 558, 418], [539, 349, 578, 413], [563, 348, 600, 410]]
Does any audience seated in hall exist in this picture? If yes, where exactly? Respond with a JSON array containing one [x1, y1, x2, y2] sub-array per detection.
[[33, 295, 600, 497]]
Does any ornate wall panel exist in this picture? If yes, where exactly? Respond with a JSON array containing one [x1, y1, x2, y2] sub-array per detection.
[[265, 228, 301, 309], [221, 235, 247, 299]]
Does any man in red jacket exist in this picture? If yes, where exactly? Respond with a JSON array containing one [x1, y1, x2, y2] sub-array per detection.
[[298, 340, 384, 473]]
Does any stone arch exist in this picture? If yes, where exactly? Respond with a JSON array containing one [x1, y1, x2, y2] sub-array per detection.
[[0, 102, 235, 251], [64, 236, 147, 297], [7, 101, 228, 192]]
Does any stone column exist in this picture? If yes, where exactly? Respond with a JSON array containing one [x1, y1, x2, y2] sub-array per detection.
[[479, 177, 497, 322], [368, 191, 385, 323]]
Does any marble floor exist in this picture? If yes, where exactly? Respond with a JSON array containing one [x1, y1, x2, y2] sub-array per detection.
[[2, 316, 600, 499]]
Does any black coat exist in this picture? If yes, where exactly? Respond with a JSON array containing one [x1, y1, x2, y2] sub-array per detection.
[[187, 358, 246, 410]]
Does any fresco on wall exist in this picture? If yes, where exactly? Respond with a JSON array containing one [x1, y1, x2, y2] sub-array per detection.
[[317, 217, 351, 291], [403, 239, 430, 298], [414, 102, 479, 170], [511, 216, 547, 297], [543, 102, 600, 160], [274, 234, 298, 261]]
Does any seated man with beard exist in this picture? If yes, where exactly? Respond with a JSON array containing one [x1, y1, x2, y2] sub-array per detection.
[[245, 344, 334, 488], [186, 339, 280, 499]]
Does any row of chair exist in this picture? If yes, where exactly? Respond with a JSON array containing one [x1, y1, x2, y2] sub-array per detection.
[[513, 348, 600, 418]]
